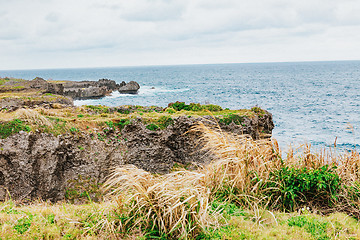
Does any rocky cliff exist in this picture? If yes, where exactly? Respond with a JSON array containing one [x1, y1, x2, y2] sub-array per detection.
[[0, 109, 274, 202]]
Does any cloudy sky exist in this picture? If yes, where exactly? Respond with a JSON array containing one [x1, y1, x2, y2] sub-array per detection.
[[1, 0, 360, 70]]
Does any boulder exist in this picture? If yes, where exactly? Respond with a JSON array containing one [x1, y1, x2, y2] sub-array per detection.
[[118, 81, 140, 94]]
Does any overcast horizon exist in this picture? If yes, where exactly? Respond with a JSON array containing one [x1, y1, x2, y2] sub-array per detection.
[[2, 59, 360, 72], [1, 0, 360, 70]]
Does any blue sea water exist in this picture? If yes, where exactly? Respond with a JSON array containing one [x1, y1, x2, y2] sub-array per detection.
[[1, 61, 360, 151]]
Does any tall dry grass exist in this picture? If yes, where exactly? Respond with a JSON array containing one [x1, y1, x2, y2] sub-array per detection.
[[105, 121, 360, 238], [192, 122, 282, 200], [194, 121, 360, 216], [104, 165, 218, 239], [15, 108, 53, 127]]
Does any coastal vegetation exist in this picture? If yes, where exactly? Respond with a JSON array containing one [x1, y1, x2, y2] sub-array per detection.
[[0, 103, 259, 138], [0, 117, 360, 239]]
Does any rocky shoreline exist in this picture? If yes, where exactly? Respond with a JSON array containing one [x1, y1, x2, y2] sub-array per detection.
[[0, 77, 141, 111], [0, 76, 140, 99]]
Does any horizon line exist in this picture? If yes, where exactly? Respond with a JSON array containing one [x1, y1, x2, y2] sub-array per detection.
[[1, 59, 360, 72]]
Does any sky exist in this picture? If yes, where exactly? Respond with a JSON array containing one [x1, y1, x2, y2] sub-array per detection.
[[1, 0, 360, 70]]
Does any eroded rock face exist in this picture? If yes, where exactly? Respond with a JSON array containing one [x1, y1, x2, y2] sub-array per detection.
[[0, 111, 274, 202], [0, 132, 125, 202]]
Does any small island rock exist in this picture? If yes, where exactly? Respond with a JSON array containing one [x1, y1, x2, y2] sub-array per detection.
[[118, 81, 140, 94]]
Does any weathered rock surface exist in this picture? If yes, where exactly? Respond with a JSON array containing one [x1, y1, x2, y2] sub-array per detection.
[[118, 81, 140, 94], [0, 111, 274, 202]]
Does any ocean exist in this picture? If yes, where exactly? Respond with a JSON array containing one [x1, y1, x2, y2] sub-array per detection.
[[1, 61, 360, 151]]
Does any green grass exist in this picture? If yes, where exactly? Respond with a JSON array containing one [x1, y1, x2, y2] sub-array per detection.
[[0, 119, 31, 139], [0, 200, 358, 239], [0, 103, 260, 138], [288, 215, 329, 240]]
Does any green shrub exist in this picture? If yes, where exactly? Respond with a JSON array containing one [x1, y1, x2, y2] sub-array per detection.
[[146, 123, 160, 131], [251, 106, 265, 116], [167, 102, 223, 112], [105, 121, 114, 129], [165, 108, 176, 114], [0, 119, 31, 139], [263, 165, 341, 211], [219, 114, 244, 125], [168, 101, 186, 111], [203, 104, 223, 112], [115, 119, 131, 130], [184, 103, 202, 111], [157, 116, 174, 129]]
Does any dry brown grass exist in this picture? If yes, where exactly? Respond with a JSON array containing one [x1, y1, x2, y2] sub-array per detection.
[[194, 121, 360, 217], [104, 165, 219, 239], [15, 108, 53, 127], [192, 122, 282, 201], [103, 121, 360, 238]]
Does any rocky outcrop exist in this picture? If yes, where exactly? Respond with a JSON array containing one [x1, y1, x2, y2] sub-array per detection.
[[62, 79, 120, 99], [0, 77, 140, 100], [63, 86, 109, 99], [118, 81, 140, 94], [30, 77, 64, 95], [0, 111, 274, 202], [61, 79, 140, 98], [0, 95, 73, 112]]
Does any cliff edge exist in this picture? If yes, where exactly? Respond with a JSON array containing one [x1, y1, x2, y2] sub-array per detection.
[[0, 104, 274, 202]]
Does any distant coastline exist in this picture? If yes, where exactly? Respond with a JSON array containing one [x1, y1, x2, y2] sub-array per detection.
[[1, 60, 360, 151]]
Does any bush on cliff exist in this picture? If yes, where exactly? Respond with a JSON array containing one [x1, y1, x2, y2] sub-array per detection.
[[263, 165, 341, 211], [0, 119, 31, 139], [167, 101, 223, 112]]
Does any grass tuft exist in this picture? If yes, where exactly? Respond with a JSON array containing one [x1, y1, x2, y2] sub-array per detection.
[[104, 166, 218, 239]]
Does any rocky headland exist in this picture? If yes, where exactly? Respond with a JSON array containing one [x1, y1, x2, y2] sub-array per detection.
[[0, 102, 274, 202], [0, 77, 140, 111], [0, 77, 274, 203]]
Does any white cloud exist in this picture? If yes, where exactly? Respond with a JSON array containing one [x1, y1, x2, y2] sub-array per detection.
[[0, 0, 359, 70]]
